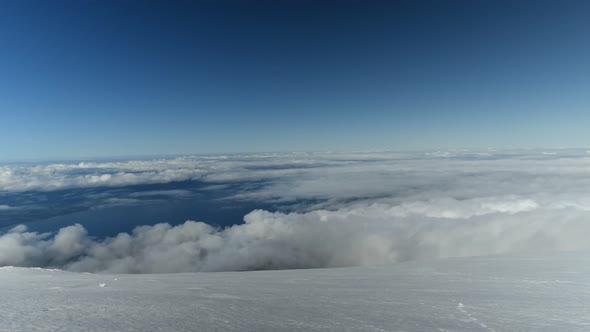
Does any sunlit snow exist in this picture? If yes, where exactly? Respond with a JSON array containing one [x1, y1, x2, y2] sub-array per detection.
[[1, 253, 589, 331]]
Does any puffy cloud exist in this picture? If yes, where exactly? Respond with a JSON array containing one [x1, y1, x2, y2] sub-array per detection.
[[3, 149, 590, 273], [1, 195, 590, 273]]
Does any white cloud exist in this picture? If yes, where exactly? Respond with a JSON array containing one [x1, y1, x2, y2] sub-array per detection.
[[2, 149, 590, 273], [1, 195, 590, 273], [2, 149, 590, 201], [0, 159, 210, 192], [128, 189, 193, 198]]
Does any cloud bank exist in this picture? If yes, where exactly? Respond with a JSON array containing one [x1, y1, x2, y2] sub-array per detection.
[[1, 149, 588, 194], [2, 149, 590, 273], [1, 196, 590, 273]]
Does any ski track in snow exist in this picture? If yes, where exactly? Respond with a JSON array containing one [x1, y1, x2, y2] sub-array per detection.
[[1, 253, 590, 331]]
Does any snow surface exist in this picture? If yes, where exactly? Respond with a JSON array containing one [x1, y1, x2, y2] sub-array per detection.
[[1, 253, 589, 332]]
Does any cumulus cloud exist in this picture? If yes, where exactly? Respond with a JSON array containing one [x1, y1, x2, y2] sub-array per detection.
[[2, 195, 590, 273], [3, 149, 590, 273]]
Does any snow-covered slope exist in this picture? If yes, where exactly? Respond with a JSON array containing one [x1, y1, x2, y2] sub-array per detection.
[[1, 253, 589, 332]]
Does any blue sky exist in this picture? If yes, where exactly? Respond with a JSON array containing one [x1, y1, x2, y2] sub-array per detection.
[[0, 0, 589, 161]]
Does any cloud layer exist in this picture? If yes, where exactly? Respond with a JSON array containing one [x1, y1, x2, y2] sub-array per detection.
[[2, 149, 590, 273], [2, 149, 588, 194], [2, 195, 590, 273]]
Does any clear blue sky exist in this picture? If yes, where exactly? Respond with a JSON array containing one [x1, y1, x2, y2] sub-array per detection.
[[1, 0, 589, 160]]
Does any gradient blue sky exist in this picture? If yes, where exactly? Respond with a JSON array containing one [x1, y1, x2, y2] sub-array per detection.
[[1, 0, 589, 160]]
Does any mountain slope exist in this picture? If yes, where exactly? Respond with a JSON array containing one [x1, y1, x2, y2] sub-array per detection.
[[1, 253, 589, 332]]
